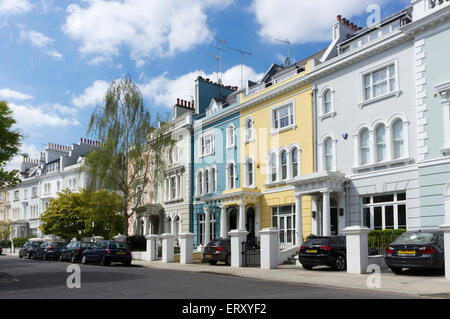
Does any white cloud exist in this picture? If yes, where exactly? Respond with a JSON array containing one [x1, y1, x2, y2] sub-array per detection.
[[9, 102, 80, 129], [0, 0, 31, 15], [19, 29, 64, 60], [5, 143, 41, 171], [250, 0, 388, 44], [71, 80, 109, 108], [62, 0, 233, 64], [52, 103, 78, 116], [140, 64, 263, 108], [0, 88, 33, 100]]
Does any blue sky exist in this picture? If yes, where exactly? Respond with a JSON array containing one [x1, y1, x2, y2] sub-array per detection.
[[1, 0, 410, 169]]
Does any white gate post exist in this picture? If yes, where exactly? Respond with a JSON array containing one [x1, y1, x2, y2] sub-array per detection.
[[259, 228, 279, 269], [179, 233, 195, 264], [343, 226, 370, 274], [161, 233, 176, 263], [229, 229, 248, 268], [113, 234, 127, 242], [145, 234, 160, 261], [439, 224, 450, 279]]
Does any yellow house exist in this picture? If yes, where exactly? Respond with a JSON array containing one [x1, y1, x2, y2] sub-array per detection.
[[217, 50, 325, 251]]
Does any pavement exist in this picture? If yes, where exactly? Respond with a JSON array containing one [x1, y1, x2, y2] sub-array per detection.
[[131, 258, 450, 298]]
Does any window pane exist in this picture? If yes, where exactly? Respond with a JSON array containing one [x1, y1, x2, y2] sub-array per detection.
[[363, 208, 371, 228], [373, 194, 394, 203], [376, 125, 386, 161], [398, 205, 406, 228], [385, 206, 394, 229], [397, 193, 406, 201], [374, 207, 382, 230]]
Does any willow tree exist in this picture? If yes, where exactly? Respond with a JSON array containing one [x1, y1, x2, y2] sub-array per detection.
[[84, 76, 174, 235]]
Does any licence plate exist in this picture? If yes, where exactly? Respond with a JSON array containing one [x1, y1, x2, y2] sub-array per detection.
[[205, 254, 212, 258], [116, 251, 126, 255], [397, 250, 415, 255], [306, 249, 317, 254]]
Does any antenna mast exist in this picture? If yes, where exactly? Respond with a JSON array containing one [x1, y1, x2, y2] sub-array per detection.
[[214, 38, 227, 84], [230, 48, 253, 90], [275, 38, 291, 66]]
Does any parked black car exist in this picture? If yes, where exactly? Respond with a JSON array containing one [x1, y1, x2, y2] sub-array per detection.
[[19, 241, 43, 259], [385, 230, 445, 274], [0, 247, 2, 255], [81, 240, 132, 266], [299, 236, 377, 271], [59, 241, 90, 263], [202, 239, 231, 265], [35, 241, 65, 260]]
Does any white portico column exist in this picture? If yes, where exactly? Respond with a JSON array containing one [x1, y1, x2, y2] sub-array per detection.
[[220, 206, 227, 239], [322, 191, 331, 236], [238, 203, 246, 231], [295, 195, 303, 245], [204, 207, 210, 246]]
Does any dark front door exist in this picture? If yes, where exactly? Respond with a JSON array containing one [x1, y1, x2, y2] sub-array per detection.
[[246, 207, 255, 237], [228, 207, 237, 231], [331, 208, 338, 235]]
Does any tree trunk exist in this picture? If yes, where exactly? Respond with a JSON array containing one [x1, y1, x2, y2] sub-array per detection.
[[123, 210, 129, 236]]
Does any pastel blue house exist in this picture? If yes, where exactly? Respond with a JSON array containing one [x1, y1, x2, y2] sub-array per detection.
[[408, 0, 450, 228], [192, 77, 242, 246]]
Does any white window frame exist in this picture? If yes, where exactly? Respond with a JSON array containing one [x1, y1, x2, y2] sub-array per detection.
[[289, 146, 300, 179], [318, 88, 336, 120], [360, 60, 400, 106], [226, 124, 235, 149], [375, 124, 387, 162], [267, 152, 278, 183], [244, 117, 254, 143], [226, 162, 236, 190], [271, 101, 296, 134], [244, 156, 255, 188], [199, 133, 214, 158], [361, 192, 407, 230]]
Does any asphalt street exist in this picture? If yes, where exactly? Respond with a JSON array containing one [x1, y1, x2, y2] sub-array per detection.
[[0, 255, 422, 299]]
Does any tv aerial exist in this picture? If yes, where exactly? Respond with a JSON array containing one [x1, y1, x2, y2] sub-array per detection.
[[214, 38, 227, 84], [275, 38, 291, 66], [230, 48, 253, 90]]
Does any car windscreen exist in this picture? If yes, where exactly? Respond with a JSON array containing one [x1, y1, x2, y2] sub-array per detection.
[[31, 242, 43, 247], [393, 232, 436, 243], [208, 240, 227, 247], [52, 243, 65, 248], [304, 238, 330, 246], [108, 242, 129, 249]]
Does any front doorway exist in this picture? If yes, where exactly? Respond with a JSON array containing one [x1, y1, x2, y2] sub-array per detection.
[[228, 207, 238, 232], [272, 205, 296, 246], [330, 198, 338, 235], [246, 207, 255, 237]]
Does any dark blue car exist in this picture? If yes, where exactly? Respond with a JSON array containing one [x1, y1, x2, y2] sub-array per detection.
[[81, 240, 132, 266]]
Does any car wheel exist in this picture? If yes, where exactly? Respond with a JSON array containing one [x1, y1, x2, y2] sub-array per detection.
[[81, 256, 88, 265], [208, 260, 217, 265], [27, 252, 31, 259], [59, 255, 64, 262], [71, 255, 77, 263], [100, 255, 109, 266], [390, 267, 402, 274], [302, 264, 313, 270], [335, 255, 346, 271], [19, 252, 23, 258], [225, 254, 231, 266], [123, 260, 131, 267]]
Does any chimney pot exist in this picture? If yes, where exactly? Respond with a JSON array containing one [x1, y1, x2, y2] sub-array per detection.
[[177, 98, 180, 105]]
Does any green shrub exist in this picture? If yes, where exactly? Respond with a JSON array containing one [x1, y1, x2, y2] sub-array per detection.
[[13, 237, 29, 248], [126, 235, 146, 251], [368, 229, 406, 255], [0, 240, 11, 248]]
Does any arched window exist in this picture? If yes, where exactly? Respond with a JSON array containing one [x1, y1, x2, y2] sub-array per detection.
[[392, 119, 404, 159], [291, 147, 299, 178], [323, 89, 332, 114], [205, 169, 209, 194], [269, 153, 277, 182], [246, 158, 254, 187], [360, 128, 370, 165], [210, 167, 216, 193], [197, 171, 203, 195], [324, 138, 333, 171], [227, 125, 235, 148], [376, 124, 386, 162], [281, 150, 287, 180], [228, 163, 235, 189], [245, 118, 253, 143]]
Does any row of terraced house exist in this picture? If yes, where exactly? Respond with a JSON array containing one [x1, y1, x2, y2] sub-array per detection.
[[2, 1, 450, 255]]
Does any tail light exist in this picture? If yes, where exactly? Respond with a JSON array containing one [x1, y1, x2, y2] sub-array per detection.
[[216, 247, 224, 252], [300, 245, 304, 251], [48, 245, 53, 250], [106, 249, 111, 256], [385, 246, 394, 254], [76, 248, 81, 253], [419, 246, 435, 254], [128, 251, 132, 256], [320, 246, 332, 251]]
